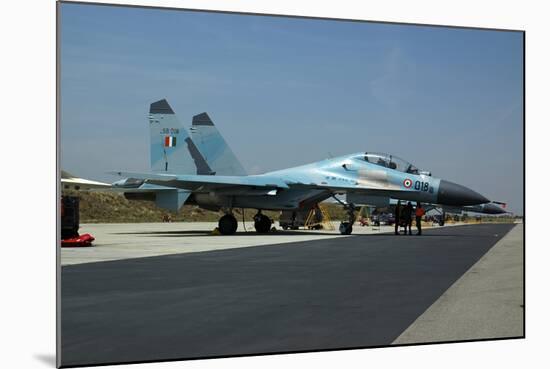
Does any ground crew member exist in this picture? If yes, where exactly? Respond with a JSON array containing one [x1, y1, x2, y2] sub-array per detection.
[[394, 201, 401, 235], [402, 202, 414, 235], [416, 203, 426, 235]]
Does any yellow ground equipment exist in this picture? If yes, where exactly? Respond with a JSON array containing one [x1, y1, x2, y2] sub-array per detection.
[[304, 205, 335, 231]]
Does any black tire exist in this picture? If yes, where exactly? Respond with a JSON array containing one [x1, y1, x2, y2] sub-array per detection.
[[219, 214, 238, 235], [339, 222, 353, 235], [254, 215, 271, 233]]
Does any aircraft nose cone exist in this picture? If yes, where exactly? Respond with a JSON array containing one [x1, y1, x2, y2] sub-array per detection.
[[437, 180, 489, 206]]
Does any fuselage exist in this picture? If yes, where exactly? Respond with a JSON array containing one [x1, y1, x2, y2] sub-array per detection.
[[186, 152, 488, 211]]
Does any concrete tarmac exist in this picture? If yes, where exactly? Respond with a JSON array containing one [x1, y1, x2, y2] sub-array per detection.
[[393, 224, 524, 343], [61, 223, 517, 367], [61, 221, 463, 265], [61, 221, 349, 266]]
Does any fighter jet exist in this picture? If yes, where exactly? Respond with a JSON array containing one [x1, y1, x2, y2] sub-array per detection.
[[110, 99, 491, 235], [367, 197, 507, 227], [380, 190, 508, 216], [442, 201, 508, 215]]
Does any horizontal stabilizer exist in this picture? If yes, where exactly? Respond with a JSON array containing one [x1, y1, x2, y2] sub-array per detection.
[[61, 171, 112, 190]]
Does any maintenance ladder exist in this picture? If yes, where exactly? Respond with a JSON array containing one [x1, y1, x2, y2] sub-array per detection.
[[304, 205, 335, 231]]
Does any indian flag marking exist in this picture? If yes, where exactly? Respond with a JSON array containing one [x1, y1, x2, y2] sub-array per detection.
[[164, 136, 177, 147]]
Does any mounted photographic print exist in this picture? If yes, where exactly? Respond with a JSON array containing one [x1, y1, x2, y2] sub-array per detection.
[[58, 1, 524, 367]]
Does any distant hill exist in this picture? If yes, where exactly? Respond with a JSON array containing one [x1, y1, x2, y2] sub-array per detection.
[[61, 170, 75, 179], [62, 190, 349, 223]]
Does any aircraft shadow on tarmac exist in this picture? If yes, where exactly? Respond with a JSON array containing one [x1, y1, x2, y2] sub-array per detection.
[[111, 227, 499, 238], [113, 229, 338, 237]]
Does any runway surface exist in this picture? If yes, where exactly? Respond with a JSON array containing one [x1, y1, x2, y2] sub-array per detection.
[[61, 223, 515, 367]]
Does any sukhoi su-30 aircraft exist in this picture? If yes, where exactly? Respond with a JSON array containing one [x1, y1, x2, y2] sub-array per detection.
[[111, 99, 495, 235]]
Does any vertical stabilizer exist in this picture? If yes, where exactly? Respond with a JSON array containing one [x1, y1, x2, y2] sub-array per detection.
[[189, 112, 247, 176], [149, 99, 213, 175]]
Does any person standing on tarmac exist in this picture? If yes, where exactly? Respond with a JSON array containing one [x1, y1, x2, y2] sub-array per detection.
[[394, 200, 401, 235], [402, 202, 414, 235], [416, 203, 426, 235]]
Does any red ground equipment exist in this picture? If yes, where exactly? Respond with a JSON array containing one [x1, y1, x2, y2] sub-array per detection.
[[61, 196, 94, 247], [61, 233, 95, 247]]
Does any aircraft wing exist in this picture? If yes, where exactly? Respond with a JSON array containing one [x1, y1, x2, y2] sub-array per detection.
[[110, 171, 419, 198], [109, 171, 290, 192]]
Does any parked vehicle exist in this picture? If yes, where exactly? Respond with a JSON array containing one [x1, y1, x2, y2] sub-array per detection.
[[371, 212, 396, 226]]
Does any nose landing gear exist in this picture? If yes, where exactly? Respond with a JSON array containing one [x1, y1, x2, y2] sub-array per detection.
[[339, 220, 354, 235], [339, 205, 356, 235], [332, 195, 356, 235]]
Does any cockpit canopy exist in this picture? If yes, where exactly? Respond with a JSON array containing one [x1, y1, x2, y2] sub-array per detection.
[[361, 152, 420, 174]]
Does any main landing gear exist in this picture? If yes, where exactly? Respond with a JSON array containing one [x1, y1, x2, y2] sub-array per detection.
[[339, 205, 356, 235], [218, 213, 238, 235], [217, 210, 274, 235], [253, 211, 272, 233]]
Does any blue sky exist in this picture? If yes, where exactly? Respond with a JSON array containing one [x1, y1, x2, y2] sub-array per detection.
[[60, 3, 524, 214]]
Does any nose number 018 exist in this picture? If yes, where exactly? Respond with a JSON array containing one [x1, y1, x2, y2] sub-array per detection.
[[415, 181, 430, 192]]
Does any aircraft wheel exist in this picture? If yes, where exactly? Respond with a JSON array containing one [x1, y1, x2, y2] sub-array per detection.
[[254, 214, 271, 233], [339, 222, 353, 235], [219, 214, 238, 235]]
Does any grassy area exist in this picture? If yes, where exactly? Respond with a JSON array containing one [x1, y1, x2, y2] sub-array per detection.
[[64, 190, 349, 223]]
